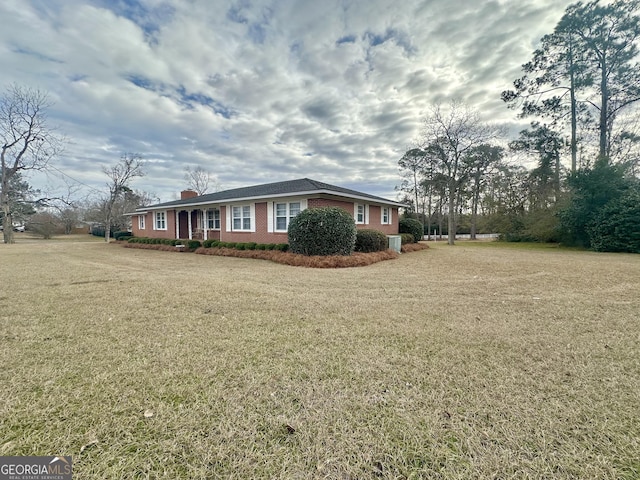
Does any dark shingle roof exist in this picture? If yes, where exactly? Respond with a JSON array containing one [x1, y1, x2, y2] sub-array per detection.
[[138, 178, 404, 210]]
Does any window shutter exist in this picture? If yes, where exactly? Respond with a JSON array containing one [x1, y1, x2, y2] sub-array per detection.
[[267, 201, 273, 233], [365, 205, 370, 225], [250, 204, 256, 232], [225, 206, 231, 232]]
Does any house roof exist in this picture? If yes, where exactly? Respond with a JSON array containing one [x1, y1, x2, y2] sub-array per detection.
[[136, 178, 406, 211]]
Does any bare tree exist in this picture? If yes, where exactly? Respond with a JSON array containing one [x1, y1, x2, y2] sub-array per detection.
[[421, 102, 501, 245], [1, 85, 63, 243], [184, 165, 219, 195], [102, 153, 144, 242]]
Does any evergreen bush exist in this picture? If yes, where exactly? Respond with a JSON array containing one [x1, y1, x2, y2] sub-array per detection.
[[399, 218, 423, 243], [354, 229, 388, 253], [287, 207, 356, 256], [400, 233, 414, 245], [589, 188, 640, 253]]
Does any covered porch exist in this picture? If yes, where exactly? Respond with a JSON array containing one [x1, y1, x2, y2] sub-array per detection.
[[175, 207, 221, 241]]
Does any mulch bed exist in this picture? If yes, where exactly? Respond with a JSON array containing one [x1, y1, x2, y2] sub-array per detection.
[[120, 242, 429, 268]]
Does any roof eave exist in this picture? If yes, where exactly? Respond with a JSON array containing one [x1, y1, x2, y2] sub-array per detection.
[[136, 189, 406, 212]]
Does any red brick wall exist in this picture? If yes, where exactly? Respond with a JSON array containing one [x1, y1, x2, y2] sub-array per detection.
[[220, 202, 289, 244], [366, 205, 399, 235], [307, 198, 399, 234], [131, 197, 399, 242], [307, 198, 355, 212], [132, 211, 176, 239]]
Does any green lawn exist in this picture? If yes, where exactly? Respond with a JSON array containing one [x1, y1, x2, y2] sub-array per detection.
[[1, 239, 639, 479]]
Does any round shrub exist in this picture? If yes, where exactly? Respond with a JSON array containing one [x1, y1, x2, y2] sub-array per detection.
[[187, 239, 201, 249], [288, 206, 356, 256], [399, 217, 423, 243], [355, 229, 388, 253]]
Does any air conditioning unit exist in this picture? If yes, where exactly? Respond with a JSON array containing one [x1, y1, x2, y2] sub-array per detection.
[[387, 235, 401, 253]]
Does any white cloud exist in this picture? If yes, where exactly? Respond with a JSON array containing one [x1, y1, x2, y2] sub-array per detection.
[[0, 0, 576, 201]]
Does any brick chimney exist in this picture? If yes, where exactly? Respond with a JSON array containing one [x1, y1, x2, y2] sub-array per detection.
[[180, 189, 198, 200]]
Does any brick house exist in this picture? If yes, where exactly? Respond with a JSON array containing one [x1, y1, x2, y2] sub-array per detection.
[[129, 178, 404, 243]]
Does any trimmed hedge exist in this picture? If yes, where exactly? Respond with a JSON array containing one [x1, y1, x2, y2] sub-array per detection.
[[124, 237, 291, 252], [355, 229, 388, 253], [399, 218, 423, 243], [288, 207, 357, 256]]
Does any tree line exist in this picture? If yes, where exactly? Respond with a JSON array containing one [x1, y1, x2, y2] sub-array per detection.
[[399, 0, 640, 252]]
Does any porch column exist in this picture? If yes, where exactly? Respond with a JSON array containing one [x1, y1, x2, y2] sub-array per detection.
[[187, 209, 193, 240], [175, 210, 180, 239], [203, 209, 208, 241]]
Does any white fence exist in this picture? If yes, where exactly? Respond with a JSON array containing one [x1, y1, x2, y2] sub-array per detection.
[[424, 233, 499, 241]]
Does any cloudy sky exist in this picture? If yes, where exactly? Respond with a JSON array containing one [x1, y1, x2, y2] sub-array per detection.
[[1, 0, 575, 202]]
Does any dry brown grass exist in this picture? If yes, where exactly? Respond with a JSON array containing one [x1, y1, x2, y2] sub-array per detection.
[[1, 240, 639, 479]]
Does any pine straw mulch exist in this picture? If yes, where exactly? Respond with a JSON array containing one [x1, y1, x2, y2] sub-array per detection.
[[120, 241, 429, 268]]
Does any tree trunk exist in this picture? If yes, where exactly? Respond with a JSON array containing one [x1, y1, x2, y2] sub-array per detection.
[[599, 53, 608, 162], [569, 35, 578, 173], [470, 182, 480, 240], [1, 165, 14, 244], [104, 213, 111, 242], [426, 189, 432, 241], [448, 179, 456, 246]]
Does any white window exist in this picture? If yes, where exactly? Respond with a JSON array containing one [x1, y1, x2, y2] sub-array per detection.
[[154, 211, 166, 230], [232, 205, 252, 231], [207, 209, 220, 230], [355, 203, 369, 224], [138, 215, 146, 230], [275, 202, 301, 231], [381, 207, 391, 225]]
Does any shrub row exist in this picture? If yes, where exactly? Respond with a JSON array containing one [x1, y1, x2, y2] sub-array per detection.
[[202, 239, 289, 251], [126, 237, 289, 251], [128, 237, 186, 246], [354, 229, 388, 253]]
